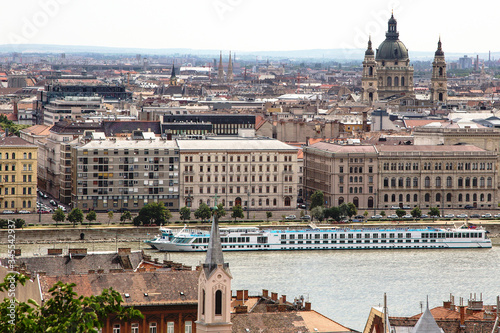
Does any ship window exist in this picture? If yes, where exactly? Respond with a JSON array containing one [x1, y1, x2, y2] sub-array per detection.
[[215, 290, 222, 315]]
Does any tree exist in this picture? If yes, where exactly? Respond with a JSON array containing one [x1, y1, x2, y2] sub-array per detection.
[[107, 211, 114, 225], [136, 202, 168, 225], [120, 210, 132, 224], [324, 206, 341, 222], [429, 207, 440, 217], [380, 211, 386, 217], [310, 191, 324, 209], [363, 210, 369, 218], [339, 203, 349, 218], [395, 208, 406, 218], [194, 203, 211, 222], [0, 273, 143, 332], [411, 207, 422, 218], [52, 208, 65, 227], [266, 211, 272, 222], [213, 203, 226, 219], [231, 205, 244, 222], [180, 206, 191, 222], [311, 206, 325, 222], [13, 218, 25, 229], [346, 202, 357, 217], [67, 208, 84, 227], [86, 210, 97, 226], [164, 209, 173, 224]]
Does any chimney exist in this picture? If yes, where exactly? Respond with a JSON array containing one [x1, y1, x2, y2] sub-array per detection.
[[281, 295, 287, 304], [244, 290, 248, 300], [262, 289, 269, 298], [459, 305, 466, 326], [271, 292, 278, 301], [237, 290, 244, 301], [305, 302, 312, 311]]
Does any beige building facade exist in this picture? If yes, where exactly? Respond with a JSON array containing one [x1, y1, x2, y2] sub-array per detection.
[[304, 142, 498, 211]]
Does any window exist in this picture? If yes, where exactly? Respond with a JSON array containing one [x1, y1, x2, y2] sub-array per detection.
[[113, 325, 120, 333], [149, 323, 157, 333], [185, 321, 192, 333], [131, 324, 139, 333], [167, 322, 174, 333], [215, 290, 222, 315]]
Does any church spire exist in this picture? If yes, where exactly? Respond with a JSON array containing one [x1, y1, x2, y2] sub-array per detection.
[[365, 35, 374, 56], [227, 51, 233, 82], [169, 62, 177, 86], [386, 12, 399, 40], [203, 201, 228, 277], [218, 51, 224, 83], [435, 36, 444, 56]]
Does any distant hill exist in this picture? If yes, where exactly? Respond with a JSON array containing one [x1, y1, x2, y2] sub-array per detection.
[[0, 44, 497, 62]]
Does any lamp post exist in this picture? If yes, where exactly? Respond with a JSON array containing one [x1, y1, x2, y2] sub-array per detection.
[[246, 190, 250, 220], [374, 192, 377, 215]]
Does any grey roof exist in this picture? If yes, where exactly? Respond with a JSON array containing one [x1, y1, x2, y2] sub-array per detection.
[[176, 138, 298, 151], [412, 304, 443, 333], [203, 214, 227, 277]]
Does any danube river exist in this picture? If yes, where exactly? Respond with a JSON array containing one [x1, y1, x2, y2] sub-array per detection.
[[3, 240, 500, 331]]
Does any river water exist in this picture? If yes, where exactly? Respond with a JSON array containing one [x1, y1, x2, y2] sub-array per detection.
[[2, 240, 500, 331]]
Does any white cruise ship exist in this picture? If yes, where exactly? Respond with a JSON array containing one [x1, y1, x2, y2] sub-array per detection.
[[147, 224, 492, 252]]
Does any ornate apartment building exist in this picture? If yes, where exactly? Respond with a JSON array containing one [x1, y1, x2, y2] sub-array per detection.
[[177, 137, 298, 211], [0, 136, 38, 212], [304, 142, 498, 211]]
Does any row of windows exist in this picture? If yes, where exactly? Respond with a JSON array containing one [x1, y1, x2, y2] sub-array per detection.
[[0, 164, 33, 171], [3, 200, 33, 208], [383, 193, 493, 203], [280, 232, 412, 240], [83, 149, 178, 156], [0, 152, 33, 160], [383, 176, 493, 188], [185, 154, 293, 163], [1, 175, 33, 183], [112, 320, 185, 333], [382, 162, 494, 171], [192, 197, 293, 207], [339, 166, 373, 173]]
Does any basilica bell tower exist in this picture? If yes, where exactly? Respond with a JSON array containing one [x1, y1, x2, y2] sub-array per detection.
[[362, 36, 378, 104], [430, 38, 447, 104]]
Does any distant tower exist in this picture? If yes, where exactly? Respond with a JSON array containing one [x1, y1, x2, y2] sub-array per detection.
[[430, 37, 447, 104], [361, 36, 378, 104], [227, 51, 233, 82], [195, 207, 233, 333], [218, 51, 224, 83], [169, 62, 178, 86]]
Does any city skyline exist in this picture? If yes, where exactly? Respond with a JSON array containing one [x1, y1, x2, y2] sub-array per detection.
[[1, 0, 499, 55]]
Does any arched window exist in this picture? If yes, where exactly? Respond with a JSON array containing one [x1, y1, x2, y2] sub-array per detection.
[[398, 178, 403, 187], [353, 197, 359, 208], [406, 177, 411, 187], [399, 194, 403, 202], [368, 197, 374, 208], [401, 76, 405, 86], [28, 152, 32, 159], [425, 193, 430, 202], [384, 178, 389, 187], [425, 177, 430, 187], [350, 176, 353, 182], [413, 194, 418, 202], [266, 198, 269, 206], [12, 153, 15, 159], [387, 76, 392, 86], [23, 153, 27, 159], [438, 93, 443, 101], [215, 290, 222, 315], [273, 198, 277, 206], [435, 177, 441, 187], [473, 193, 477, 202], [413, 177, 418, 187], [391, 178, 396, 187], [447, 176, 452, 187], [338, 197, 344, 205], [480, 177, 485, 187], [369, 92, 373, 101], [354, 187, 358, 194], [391, 194, 396, 202], [446, 193, 452, 202], [369, 66, 373, 76], [466, 194, 470, 202], [439, 67, 443, 76], [487, 177, 492, 187], [458, 177, 463, 187], [406, 194, 410, 202], [436, 193, 441, 202], [202, 289, 206, 315], [284, 197, 291, 206], [384, 194, 388, 202], [359, 187, 363, 194], [472, 177, 478, 187], [480, 193, 485, 202], [458, 194, 463, 202], [394, 76, 399, 86], [488, 193, 492, 201], [465, 177, 470, 187]]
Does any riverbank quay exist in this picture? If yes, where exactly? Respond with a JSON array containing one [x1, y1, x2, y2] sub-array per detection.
[[1, 221, 499, 245]]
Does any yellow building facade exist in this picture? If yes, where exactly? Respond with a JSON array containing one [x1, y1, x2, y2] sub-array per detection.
[[0, 136, 38, 212]]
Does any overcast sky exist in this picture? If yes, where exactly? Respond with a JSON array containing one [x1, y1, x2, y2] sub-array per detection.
[[1, 0, 497, 53]]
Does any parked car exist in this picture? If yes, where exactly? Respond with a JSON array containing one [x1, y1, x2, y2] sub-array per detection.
[[420, 214, 429, 218], [390, 206, 400, 210], [402, 205, 411, 210], [285, 215, 297, 220], [387, 214, 398, 219], [464, 204, 474, 209], [403, 214, 413, 219], [444, 214, 455, 218], [49, 200, 57, 206], [481, 213, 492, 218], [297, 204, 307, 209], [58, 205, 67, 212], [470, 214, 480, 218], [301, 215, 311, 220], [2, 210, 15, 214], [18, 210, 31, 214], [37, 209, 51, 214], [354, 215, 365, 219], [371, 214, 383, 219]]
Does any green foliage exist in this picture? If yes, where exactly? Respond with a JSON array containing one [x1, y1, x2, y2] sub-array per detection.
[[363, 210, 369, 217], [231, 205, 244, 222], [136, 202, 169, 225], [13, 218, 25, 229], [0, 115, 30, 136], [395, 209, 406, 218], [324, 206, 341, 221], [266, 211, 272, 221], [86, 210, 97, 225], [429, 207, 440, 217], [52, 208, 65, 226], [380, 211, 386, 217], [213, 203, 226, 219], [311, 206, 325, 222], [179, 206, 191, 221], [346, 202, 357, 217], [0, 273, 143, 332], [107, 211, 114, 224], [411, 207, 422, 218], [194, 203, 211, 222], [164, 209, 172, 223], [67, 208, 84, 227], [310, 191, 324, 209], [120, 210, 132, 223]]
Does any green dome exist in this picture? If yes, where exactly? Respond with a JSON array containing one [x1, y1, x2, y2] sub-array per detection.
[[376, 39, 409, 61]]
